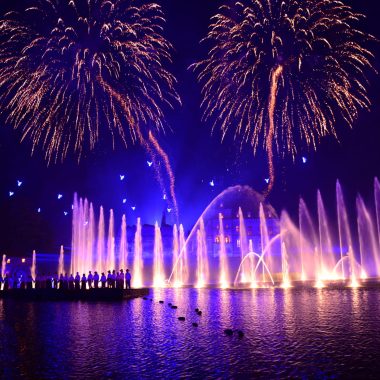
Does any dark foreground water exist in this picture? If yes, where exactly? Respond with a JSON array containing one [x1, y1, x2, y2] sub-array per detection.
[[1, 287, 380, 379]]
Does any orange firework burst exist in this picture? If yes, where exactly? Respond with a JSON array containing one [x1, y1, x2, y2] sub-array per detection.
[[192, 0, 376, 194], [0, 0, 180, 162]]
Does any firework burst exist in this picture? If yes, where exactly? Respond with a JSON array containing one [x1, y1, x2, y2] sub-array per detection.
[[192, 0, 376, 194], [0, 0, 180, 162]]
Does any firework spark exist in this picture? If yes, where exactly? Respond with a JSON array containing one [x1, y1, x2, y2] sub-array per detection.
[[192, 0, 376, 193], [0, 0, 180, 162]]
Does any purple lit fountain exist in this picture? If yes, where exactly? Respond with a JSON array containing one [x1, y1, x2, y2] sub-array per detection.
[[68, 180, 380, 289]]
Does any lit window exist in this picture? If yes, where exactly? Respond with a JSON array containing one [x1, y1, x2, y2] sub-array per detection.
[[6, 259, 11, 264], [21, 258, 26, 263], [215, 236, 220, 244], [237, 239, 241, 248]]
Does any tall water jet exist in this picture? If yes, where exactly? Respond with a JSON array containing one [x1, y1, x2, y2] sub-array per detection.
[[71, 194, 79, 274], [357, 196, 379, 279], [281, 242, 291, 288], [298, 200, 307, 281], [153, 222, 165, 287], [196, 218, 209, 288], [107, 210, 115, 271], [218, 213, 230, 288], [133, 218, 143, 288], [317, 191, 336, 280], [172, 225, 181, 287], [87, 203, 95, 271], [96, 206, 105, 273], [119, 215, 128, 271], [375, 178, 380, 249], [58, 245, 64, 275], [238, 208, 250, 283], [259, 203, 272, 283], [299, 199, 319, 281], [1, 254, 6, 278], [179, 224, 188, 285], [248, 239, 257, 287], [31, 250, 36, 283], [336, 181, 355, 281]]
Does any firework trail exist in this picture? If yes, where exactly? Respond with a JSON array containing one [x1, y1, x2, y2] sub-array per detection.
[[0, 0, 180, 162], [192, 0, 376, 194]]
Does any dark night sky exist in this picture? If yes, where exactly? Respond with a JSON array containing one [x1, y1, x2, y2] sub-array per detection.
[[1, 0, 380, 256]]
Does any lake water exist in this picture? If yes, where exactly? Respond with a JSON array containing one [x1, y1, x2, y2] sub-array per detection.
[[1, 287, 380, 379]]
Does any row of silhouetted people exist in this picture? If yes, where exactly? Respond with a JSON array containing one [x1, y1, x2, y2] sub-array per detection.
[[0, 269, 132, 291]]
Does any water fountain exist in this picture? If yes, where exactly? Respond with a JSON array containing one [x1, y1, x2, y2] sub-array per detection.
[[58, 245, 64, 275], [65, 180, 380, 289]]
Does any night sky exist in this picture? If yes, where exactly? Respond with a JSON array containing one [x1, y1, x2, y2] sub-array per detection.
[[1, 0, 380, 256]]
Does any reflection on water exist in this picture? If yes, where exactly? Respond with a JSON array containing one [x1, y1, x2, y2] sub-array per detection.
[[1, 288, 380, 379]]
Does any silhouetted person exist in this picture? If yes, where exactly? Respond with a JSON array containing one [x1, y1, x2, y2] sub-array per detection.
[[126, 269, 131, 289], [107, 270, 113, 288], [93, 271, 99, 289], [27, 275, 33, 290], [13, 273, 18, 289], [4, 274, 10, 291], [64, 273, 69, 290], [81, 274, 87, 290], [46, 275, 52, 289], [112, 270, 116, 288], [53, 272, 59, 289], [20, 275, 26, 290], [87, 271, 93, 289], [59, 274, 64, 289], [101, 272, 107, 288], [119, 269, 125, 289], [75, 272, 80, 290], [69, 274, 75, 290]]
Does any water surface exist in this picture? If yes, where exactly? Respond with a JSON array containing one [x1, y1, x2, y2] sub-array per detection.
[[1, 287, 380, 379]]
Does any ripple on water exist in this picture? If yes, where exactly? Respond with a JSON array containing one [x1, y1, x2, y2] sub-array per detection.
[[0, 288, 380, 379]]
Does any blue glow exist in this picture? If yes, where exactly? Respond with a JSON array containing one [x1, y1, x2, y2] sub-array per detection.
[[58, 194, 63, 200], [265, 178, 270, 184], [147, 161, 153, 167], [131, 206, 136, 211], [163, 194, 167, 200], [9, 191, 14, 197], [17, 180, 23, 187], [167, 208, 172, 213], [209, 180, 215, 187], [123, 198, 127, 204], [120, 175, 125, 181], [302, 156, 307, 164]]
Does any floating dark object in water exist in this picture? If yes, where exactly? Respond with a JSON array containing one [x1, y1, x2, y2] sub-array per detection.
[[224, 329, 233, 336], [168, 302, 172, 307], [143, 297, 148, 300], [159, 301, 164, 304], [171, 305, 178, 309], [195, 308, 199, 313], [197, 311, 202, 316], [178, 317, 186, 321], [237, 330, 244, 338], [192, 322, 198, 327]]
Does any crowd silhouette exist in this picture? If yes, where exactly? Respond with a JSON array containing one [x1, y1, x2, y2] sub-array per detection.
[[0, 269, 132, 291]]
